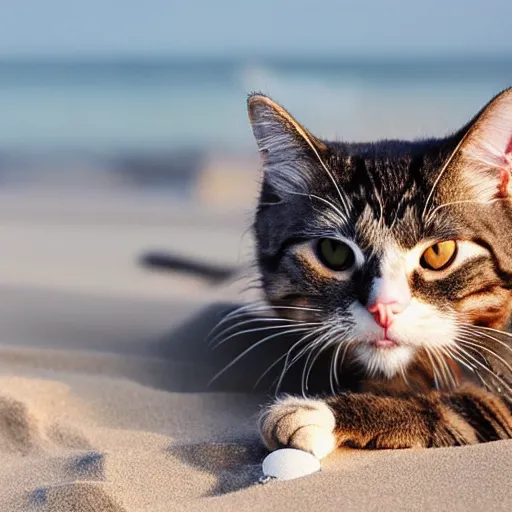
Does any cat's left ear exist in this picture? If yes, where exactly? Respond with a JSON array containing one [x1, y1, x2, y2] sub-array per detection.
[[454, 87, 512, 200]]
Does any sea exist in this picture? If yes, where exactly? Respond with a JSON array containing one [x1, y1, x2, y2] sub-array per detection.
[[0, 57, 511, 190]]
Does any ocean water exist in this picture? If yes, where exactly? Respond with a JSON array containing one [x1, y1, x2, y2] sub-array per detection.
[[0, 57, 511, 187]]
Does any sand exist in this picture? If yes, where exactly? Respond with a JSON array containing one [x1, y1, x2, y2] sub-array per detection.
[[0, 188, 511, 512]]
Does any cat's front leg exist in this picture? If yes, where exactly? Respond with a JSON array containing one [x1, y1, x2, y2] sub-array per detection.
[[260, 386, 512, 459], [259, 396, 337, 459], [258, 392, 449, 459]]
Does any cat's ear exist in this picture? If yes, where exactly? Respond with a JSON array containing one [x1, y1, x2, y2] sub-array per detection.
[[247, 93, 327, 194], [454, 87, 512, 200]]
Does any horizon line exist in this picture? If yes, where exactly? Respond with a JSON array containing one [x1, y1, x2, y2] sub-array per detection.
[[0, 52, 511, 63]]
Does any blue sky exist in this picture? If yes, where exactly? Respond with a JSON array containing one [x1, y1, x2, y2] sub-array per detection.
[[1, 0, 511, 58]]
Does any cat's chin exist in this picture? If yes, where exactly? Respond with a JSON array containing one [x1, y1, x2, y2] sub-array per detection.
[[354, 343, 414, 379], [372, 339, 399, 349]]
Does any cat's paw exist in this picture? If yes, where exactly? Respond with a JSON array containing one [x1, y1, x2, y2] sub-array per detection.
[[259, 396, 337, 459]]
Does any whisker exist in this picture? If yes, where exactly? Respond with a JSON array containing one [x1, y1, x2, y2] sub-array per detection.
[[422, 127, 476, 220], [425, 348, 441, 390], [442, 345, 477, 374], [208, 317, 302, 347], [302, 332, 342, 397], [430, 348, 449, 389], [329, 331, 353, 391], [207, 302, 271, 336], [253, 327, 324, 391], [299, 330, 332, 397], [253, 354, 288, 390], [453, 341, 512, 395], [273, 326, 329, 395], [457, 338, 512, 376], [285, 189, 348, 225], [208, 326, 315, 385], [211, 321, 321, 349], [426, 198, 501, 222], [397, 361, 410, 387], [474, 372, 496, 393], [330, 341, 344, 392], [307, 194, 349, 223], [443, 351, 481, 393], [457, 325, 512, 356], [337, 338, 353, 377], [443, 345, 499, 394], [301, 142, 352, 218], [327, 335, 348, 394], [463, 323, 512, 339], [270, 305, 322, 312], [433, 347, 457, 389], [212, 301, 321, 326], [438, 346, 461, 383]]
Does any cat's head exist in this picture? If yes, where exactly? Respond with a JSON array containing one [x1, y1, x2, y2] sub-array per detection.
[[247, 88, 512, 380]]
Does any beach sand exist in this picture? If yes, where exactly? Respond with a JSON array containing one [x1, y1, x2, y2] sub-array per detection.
[[0, 188, 511, 512]]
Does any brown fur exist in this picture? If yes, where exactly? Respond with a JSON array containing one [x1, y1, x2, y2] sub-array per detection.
[[326, 385, 511, 450], [260, 384, 511, 456]]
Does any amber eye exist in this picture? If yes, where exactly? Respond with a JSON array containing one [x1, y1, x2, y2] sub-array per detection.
[[420, 240, 458, 271], [316, 239, 355, 271]]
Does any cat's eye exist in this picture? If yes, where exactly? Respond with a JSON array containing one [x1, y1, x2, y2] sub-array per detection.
[[316, 239, 355, 271], [420, 240, 458, 271]]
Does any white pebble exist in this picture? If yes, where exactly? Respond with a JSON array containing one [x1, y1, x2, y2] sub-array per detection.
[[262, 448, 321, 481]]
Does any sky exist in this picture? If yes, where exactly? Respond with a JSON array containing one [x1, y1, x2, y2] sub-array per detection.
[[1, 0, 511, 58]]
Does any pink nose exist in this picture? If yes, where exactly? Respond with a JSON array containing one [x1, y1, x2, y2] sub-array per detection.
[[367, 302, 402, 328]]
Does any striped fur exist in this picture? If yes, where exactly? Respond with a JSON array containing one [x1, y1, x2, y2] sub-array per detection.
[[247, 89, 512, 456], [260, 385, 512, 457]]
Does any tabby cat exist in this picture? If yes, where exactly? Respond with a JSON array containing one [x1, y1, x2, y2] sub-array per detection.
[[245, 88, 512, 458]]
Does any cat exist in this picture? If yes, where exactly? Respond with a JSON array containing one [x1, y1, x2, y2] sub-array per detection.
[[244, 88, 512, 458]]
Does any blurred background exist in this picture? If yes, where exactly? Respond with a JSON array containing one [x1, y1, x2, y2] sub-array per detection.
[[1, 1, 512, 202], [0, 0, 511, 314]]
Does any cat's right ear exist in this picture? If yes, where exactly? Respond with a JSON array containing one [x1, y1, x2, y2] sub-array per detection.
[[247, 93, 327, 195]]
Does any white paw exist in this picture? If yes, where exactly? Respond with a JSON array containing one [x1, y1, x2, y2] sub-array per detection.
[[259, 396, 337, 459]]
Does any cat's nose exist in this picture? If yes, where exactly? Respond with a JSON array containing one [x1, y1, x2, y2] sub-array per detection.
[[365, 276, 410, 328], [367, 302, 403, 328]]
